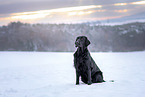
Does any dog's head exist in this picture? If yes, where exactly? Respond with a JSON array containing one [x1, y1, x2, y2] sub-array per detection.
[[75, 36, 90, 48]]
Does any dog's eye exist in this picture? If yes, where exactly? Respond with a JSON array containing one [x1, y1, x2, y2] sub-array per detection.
[[81, 38, 83, 40]]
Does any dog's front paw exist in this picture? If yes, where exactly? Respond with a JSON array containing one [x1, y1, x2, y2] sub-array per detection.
[[76, 83, 79, 85], [87, 81, 92, 85]]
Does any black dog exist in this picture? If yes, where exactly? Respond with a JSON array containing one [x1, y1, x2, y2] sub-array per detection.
[[74, 36, 105, 85]]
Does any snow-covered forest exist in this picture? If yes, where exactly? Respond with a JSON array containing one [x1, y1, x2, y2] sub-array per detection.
[[0, 22, 145, 52]]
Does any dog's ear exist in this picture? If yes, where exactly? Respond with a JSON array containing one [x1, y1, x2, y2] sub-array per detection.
[[85, 37, 90, 47]]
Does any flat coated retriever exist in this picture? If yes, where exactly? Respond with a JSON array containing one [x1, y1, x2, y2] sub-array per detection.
[[74, 36, 105, 85]]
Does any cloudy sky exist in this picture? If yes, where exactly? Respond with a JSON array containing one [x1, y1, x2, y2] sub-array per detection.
[[0, 0, 145, 25]]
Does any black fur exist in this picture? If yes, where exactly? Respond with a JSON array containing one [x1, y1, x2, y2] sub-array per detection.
[[74, 36, 105, 85]]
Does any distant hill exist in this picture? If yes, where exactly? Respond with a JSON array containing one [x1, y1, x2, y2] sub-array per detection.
[[102, 11, 145, 24]]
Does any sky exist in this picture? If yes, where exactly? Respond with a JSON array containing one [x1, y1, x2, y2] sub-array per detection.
[[0, 0, 145, 25]]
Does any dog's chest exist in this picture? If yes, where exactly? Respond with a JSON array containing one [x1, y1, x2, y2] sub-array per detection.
[[77, 55, 89, 71], [78, 54, 88, 63]]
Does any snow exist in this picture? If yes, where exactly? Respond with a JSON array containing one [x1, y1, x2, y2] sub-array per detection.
[[0, 51, 145, 97]]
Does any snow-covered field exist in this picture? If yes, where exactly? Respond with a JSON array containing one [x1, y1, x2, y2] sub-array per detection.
[[0, 51, 145, 97]]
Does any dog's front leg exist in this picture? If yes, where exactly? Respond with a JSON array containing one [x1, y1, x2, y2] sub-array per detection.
[[76, 70, 80, 85], [87, 69, 92, 85]]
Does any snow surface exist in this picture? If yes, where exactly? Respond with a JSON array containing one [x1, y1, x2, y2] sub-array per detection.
[[0, 51, 145, 97]]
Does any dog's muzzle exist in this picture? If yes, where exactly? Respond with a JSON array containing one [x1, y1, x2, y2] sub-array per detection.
[[75, 41, 79, 47], [75, 39, 80, 47]]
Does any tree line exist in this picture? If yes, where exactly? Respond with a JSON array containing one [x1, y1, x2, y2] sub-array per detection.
[[0, 22, 145, 52]]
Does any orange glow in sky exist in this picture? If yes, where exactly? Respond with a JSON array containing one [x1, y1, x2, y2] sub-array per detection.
[[10, 5, 101, 20], [114, 3, 128, 6], [130, 1, 145, 5], [114, 9, 128, 13], [0, 0, 145, 25]]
